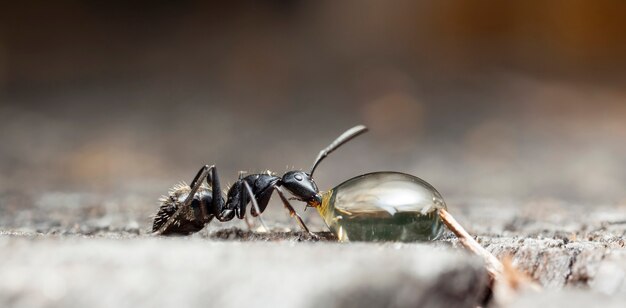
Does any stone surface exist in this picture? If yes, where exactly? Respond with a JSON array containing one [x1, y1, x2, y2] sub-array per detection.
[[509, 290, 626, 308], [475, 238, 612, 288], [3, 193, 626, 306], [589, 249, 626, 295], [0, 237, 488, 308]]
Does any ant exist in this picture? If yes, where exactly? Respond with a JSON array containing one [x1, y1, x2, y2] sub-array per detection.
[[152, 125, 368, 237]]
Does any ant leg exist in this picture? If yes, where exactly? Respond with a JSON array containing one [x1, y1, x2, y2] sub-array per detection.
[[236, 170, 250, 228], [154, 165, 213, 235], [243, 215, 253, 230], [274, 186, 317, 238], [207, 165, 238, 222], [206, 165, 224, 214], [190, 165, 212, 189], [242, 181, 270, 232]]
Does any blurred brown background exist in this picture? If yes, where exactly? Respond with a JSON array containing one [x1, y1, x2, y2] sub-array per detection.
[[1, 0, 626, 209]]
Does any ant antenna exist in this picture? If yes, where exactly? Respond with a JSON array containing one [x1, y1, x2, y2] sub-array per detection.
[[309, 125, 368, 176]]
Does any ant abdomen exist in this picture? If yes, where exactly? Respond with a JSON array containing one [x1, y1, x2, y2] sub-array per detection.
[[152, 184, 215, 235]]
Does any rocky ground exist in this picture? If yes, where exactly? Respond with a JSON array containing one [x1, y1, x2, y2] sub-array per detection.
[[1, 192, 626, 307]]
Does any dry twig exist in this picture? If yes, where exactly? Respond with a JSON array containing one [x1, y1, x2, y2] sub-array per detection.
[[439, 208, 541, 296]]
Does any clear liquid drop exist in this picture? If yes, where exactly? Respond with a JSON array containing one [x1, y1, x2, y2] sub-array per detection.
[[317, 172, 446, 242]]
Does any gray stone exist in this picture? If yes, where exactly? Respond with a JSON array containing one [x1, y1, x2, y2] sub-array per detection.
[[0, 237, 489, 308], [590, 249, 626, 295], [510, 289, 626, 308]]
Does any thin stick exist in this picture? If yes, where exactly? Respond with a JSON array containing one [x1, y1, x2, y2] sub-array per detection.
[[438, 208, 503, 281]]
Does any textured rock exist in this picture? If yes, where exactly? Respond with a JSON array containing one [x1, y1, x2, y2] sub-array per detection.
[[510, 290, 626, 308], [476, 237, 611, 288]]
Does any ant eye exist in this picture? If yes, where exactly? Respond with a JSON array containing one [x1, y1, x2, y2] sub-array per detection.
[[294, 174, 303, 181]]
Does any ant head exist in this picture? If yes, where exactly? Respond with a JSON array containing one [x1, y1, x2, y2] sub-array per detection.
[[280, 125, 368, 207], [281, 171, 321, 205]]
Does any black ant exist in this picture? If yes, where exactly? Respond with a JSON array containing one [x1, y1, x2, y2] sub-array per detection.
[[152, 125, 368, 237]]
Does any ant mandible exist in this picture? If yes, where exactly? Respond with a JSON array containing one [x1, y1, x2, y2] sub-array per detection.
[[152, 125, 367, 237]]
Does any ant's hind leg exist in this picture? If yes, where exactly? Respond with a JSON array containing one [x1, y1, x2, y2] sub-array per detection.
[[274, 186, 318, 239], [153, 165, 213, 235], [242, 181, 270, 232], [190, 165, 213, 190]]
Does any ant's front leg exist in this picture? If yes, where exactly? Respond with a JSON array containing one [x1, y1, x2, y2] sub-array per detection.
[[274, 186, 318, 240]]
